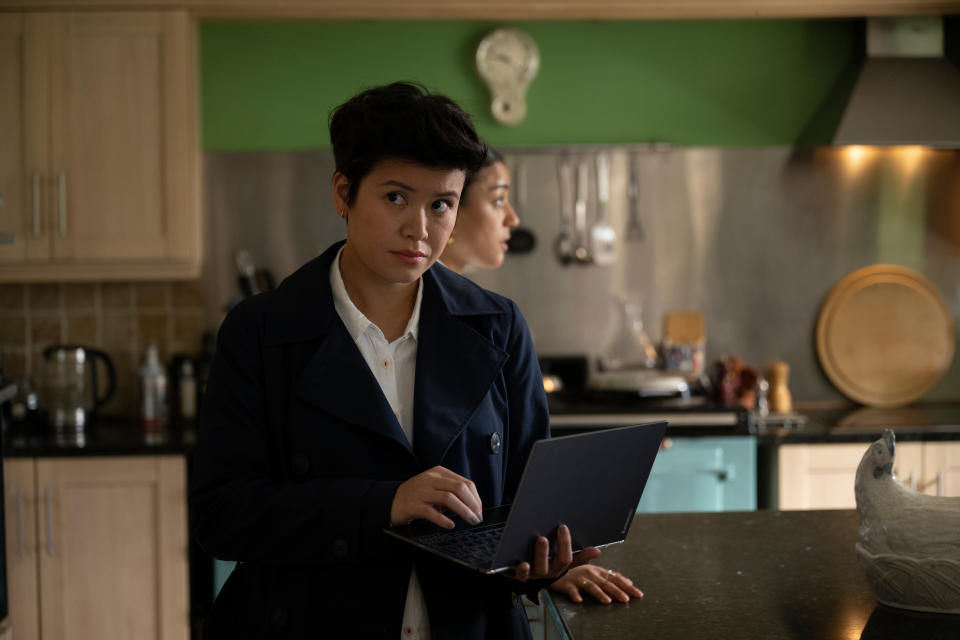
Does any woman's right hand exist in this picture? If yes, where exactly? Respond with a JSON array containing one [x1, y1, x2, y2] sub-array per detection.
[[390, 466, 483, 529]]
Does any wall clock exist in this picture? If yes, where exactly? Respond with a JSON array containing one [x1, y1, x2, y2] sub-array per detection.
[[475, 28, 540, 126]]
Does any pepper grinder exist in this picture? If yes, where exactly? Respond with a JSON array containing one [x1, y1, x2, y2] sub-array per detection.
[[768, 361, 792, 414]]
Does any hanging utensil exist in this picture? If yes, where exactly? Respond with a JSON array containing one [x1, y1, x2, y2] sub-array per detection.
[[554, 159, 576, 264], [507, 156, 536, 254], [626, 154, 644, 242], [573, 161, 592, 264], [590, 152, 616, 266]]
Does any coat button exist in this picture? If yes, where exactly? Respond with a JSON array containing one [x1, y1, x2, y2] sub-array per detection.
[[271, 606, 289, 629], [332, 538, 349, 559], [291, 454, 310, 477], [489, 432, 501, 454]]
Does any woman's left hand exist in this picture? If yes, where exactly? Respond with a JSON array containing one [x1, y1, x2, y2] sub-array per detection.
[[548, 565, 644, 604], [512, 524, 601, 582]]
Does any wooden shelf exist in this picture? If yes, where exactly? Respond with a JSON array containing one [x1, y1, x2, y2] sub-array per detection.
[[1, 0, 958, 20]]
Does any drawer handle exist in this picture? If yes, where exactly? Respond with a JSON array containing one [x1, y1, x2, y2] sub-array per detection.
[[57, 171, 67, 237], [44, 486, 54, 556], [32, 172, 41, 236], [16, 487, 24, 558], [920, 472, 945, 496], [709, 465, 736, 482]]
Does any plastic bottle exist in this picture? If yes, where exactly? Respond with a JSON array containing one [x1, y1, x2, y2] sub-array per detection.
[[139, 344, 168, 436]]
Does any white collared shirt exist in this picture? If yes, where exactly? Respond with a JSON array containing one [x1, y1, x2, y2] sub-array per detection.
[[329, 245, 430, 640]]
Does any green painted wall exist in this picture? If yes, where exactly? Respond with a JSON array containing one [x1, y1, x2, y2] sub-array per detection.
[[200, 19, 862, 150]]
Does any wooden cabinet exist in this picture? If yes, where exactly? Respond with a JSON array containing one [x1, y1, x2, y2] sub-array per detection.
[[920, 441, 960, 498], [3, 455, 189, 640], [777, 441, 958, 510], [0, 11, 200, 282], [4, 459, 39, 640]]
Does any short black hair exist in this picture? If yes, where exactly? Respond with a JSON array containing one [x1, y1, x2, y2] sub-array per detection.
[[329, 82, 488, 206], [461, 147, 504, 206]]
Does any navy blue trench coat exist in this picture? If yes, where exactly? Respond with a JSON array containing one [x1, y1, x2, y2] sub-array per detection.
[[190, 241, 551, 639]]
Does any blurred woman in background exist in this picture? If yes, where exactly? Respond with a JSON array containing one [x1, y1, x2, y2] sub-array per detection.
[[442, 150, 645, 606]]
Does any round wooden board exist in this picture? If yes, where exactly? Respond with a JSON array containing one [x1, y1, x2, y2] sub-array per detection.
[[816, 264, 955, 408]]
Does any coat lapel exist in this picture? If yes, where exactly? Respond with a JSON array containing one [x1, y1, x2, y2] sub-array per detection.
[[294, 327, 414, 454], [266, 242, 414, 455], [266, 244, 509, 464], [412, 272, 509, 468]]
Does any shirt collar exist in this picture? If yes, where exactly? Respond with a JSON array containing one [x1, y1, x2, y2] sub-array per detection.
[[329, 245, 422, 343]]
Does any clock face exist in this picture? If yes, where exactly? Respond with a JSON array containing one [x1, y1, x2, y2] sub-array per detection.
[[476, 28, 540, 89]]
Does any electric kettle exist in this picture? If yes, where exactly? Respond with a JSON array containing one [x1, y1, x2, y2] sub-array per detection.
[[40, 345, 116, 430]]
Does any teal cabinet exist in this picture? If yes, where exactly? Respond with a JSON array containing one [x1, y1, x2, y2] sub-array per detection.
[[636, 436, 756, 513]]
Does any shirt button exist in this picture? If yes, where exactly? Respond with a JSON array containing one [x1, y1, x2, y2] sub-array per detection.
[[382, 359, 390, 369], [404, 627, 413, 636]]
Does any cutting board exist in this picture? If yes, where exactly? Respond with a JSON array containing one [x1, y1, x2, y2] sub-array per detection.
[[816, 264, 955, 408]]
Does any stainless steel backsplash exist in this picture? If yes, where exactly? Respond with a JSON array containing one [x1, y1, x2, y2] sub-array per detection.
[[204, 146, 960, 403]]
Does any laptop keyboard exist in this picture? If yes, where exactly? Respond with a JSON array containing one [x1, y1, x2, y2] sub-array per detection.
[[415, 525, 504, 567]]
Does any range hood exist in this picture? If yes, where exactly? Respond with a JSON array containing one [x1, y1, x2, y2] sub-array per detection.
[[833, 17, 960, 147]]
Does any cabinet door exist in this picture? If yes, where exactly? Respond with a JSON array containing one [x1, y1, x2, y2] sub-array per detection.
[[0, 14, 51, 264], [3, 458, 39, 640], [48, 11, 198, 265], [778, 442, 923, 509], [920, 442, 960, 497], [36, 456, 188, 640], [637, 436, 756, 513]]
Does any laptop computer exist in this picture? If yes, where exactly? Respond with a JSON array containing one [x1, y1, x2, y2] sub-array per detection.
[[384, 421, 667, 574]]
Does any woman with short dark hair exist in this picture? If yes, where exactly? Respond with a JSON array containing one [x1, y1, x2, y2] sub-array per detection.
[[190, 82, 595, 639]]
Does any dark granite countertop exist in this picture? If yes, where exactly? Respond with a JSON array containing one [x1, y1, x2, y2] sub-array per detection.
[[545, 509, 960, 640], [549, 399, 960, 443], [754, 403, 960, 444], [3, 420, 195, 457]]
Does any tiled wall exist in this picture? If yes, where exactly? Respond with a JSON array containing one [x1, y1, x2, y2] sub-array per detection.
[[0, 281, 208, 418]]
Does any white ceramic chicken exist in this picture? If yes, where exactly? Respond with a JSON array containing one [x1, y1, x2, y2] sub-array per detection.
[[855, 429, 960, 613]]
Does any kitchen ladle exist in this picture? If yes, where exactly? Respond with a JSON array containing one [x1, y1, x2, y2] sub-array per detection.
[[591, 152, 616, 266], [554, 160, 576, 264], [573, 161, 592, 263]]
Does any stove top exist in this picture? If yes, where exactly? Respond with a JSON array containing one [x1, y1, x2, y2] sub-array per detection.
[[547, 389, 749, 430]]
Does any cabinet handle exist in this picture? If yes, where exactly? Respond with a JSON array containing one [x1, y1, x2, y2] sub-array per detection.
[[16, 487, 25, 558], [57, 171, 67, 237], [44, 486, 54, 556], [32, 172, 41, 236], [708, 465, 736, 482]]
